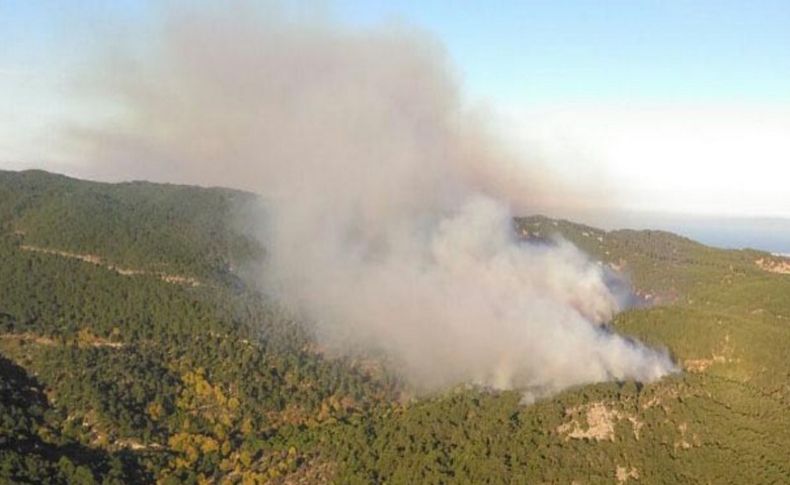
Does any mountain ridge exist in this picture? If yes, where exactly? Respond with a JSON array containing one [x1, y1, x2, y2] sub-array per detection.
[[0, 169, 788, 483]]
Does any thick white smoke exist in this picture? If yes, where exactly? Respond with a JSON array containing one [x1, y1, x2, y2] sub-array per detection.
[[73, 4, 676, 398]]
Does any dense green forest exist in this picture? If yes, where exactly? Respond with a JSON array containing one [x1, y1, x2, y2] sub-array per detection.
[[1, 169, 788, 483]]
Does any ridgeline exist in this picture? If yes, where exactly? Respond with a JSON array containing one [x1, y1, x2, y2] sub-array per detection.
[[1, 170, 788, 483]]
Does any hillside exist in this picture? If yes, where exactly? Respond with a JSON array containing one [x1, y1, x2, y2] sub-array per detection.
[[1, 170, 788, 483]]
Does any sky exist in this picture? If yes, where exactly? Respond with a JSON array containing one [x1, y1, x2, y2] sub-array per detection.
[[1, 0, 790, 218]]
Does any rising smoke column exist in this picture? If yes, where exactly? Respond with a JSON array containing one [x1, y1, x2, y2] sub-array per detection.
[[72, 4, 676, 398]]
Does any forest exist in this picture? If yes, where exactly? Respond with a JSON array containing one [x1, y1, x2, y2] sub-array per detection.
[[1, 169, 788, 483]]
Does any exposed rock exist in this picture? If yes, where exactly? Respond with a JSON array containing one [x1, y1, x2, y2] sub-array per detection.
[[616, 465, 640, 482], [557, 402, 642, 442], [755, 257, 790, 275]]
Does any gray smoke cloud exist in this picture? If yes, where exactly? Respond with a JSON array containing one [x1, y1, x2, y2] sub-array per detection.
[[72, 4, 676, 399]]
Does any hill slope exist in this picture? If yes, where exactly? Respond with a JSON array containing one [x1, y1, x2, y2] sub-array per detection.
[[1, 170, 788, 483]]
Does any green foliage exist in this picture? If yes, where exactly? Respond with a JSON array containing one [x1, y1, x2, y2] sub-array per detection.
[[1, 170, 788, 483], [0, 354, 129, 484], [0, 169, 262, 279]]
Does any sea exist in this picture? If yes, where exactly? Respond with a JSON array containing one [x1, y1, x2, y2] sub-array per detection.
[[558, 210, 790, 255]]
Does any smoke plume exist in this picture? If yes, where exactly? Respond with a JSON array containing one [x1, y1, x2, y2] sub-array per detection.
[[73, 4, 676, 398]]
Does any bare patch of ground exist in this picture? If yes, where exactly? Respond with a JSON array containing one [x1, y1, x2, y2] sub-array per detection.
[[673, 421, 701, 451], [557, 402, 642, 442], [75, 329, 125, 349], [755, 257, 790, 275], [615, 465, 640, 482], [609, 259, 627, 273], [638, 382, 696, 418], [1, 330, 124, 350], [684, 334, 736, 373], [0, 332, 56, 346], [275, 458, 335, 485], [113, 438, 164, 451]]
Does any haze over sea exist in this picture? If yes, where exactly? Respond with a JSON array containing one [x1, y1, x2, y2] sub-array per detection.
[[569, 210, 790, 254]]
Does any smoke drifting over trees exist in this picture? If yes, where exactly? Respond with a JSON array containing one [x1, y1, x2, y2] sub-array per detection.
[[73, 4, 675, 398]]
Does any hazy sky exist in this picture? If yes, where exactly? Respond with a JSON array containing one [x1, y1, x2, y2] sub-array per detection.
[[1, 1, 789, 217]]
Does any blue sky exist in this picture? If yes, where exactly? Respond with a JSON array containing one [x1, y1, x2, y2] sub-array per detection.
[[2, 1, 790, 217], [332, 0, 790, 105], [4, 1, 788, 106]]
